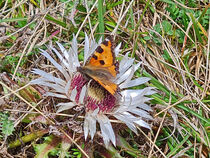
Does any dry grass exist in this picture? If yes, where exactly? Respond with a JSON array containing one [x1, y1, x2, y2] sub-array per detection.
[[0, 0, 209, 157]]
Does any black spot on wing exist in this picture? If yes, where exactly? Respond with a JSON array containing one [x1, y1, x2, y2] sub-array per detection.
[[99, 60, 105, 65], [92, 54, 98, 60], [102, 40, 108, 46], [95, 46, 103, 53]]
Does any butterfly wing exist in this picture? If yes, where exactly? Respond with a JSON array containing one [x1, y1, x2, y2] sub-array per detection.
[[86, 37, 117, 77], [79, 37, 118, 95], [90, 75, 118, 95]]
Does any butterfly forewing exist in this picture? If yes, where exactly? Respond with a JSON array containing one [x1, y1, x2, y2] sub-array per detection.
[[79, 37, 119, 95]]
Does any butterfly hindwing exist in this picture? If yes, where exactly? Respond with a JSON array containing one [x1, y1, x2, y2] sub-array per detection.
[[91, 76, 118, 95]]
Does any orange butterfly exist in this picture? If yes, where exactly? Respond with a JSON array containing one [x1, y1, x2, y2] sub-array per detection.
[[78, 37, 119, 95]]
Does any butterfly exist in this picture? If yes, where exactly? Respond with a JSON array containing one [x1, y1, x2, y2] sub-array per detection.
[[78, 36, 119, 95]]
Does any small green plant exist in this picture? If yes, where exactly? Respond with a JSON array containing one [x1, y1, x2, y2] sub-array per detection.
[[0, 112, 14, 138], [0, 54, 27, 77], [71, 144, 84, 158]]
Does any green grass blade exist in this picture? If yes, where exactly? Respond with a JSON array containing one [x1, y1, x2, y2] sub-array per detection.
[[176, 104, 209, 123], [98, 0, 105, 39], [167, 134, 191, 157], [0, 17, 27, 23], [189, 13, 203, 43], [45, 14, 67, 28]]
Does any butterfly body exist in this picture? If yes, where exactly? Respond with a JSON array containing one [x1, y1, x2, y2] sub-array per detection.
[[78, 37, 119, 95]]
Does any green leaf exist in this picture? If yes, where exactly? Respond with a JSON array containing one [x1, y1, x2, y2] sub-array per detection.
[[175, 29, 185, 43], [153, 23, 161, 33], [162, 49, 173, 64], [78, 51, 84, 61], [153, 37, 162, 45], [167, 30, 173, 36], [16, 19, 27, 28], [162, 20, 172, 33], [76, 4, 86, 12], [0, 112, 14, 137], [144, 36, 151, 41], [2, 121, 14, 136]]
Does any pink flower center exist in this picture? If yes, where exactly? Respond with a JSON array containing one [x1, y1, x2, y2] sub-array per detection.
[[70, 73, 88, 103], [85, 80, 117, 112], [70, 74, 117, 112]]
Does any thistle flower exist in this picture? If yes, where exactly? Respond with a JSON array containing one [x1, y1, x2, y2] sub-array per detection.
[[30, 34, 156, 147]]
